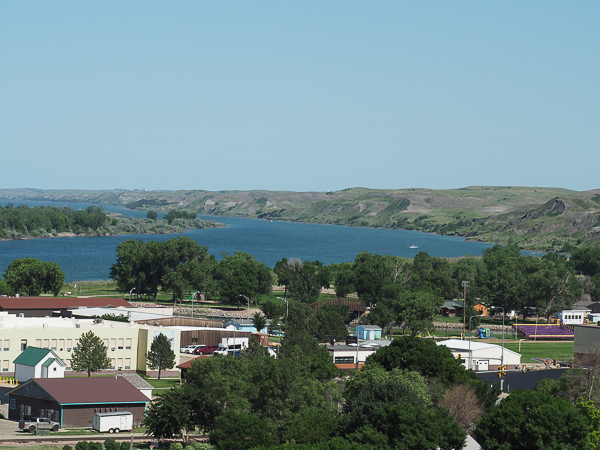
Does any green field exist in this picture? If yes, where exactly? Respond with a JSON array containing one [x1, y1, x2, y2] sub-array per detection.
[[504, 341, 574, 362]]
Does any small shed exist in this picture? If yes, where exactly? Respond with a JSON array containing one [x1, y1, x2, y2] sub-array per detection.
[[13, 347, 66, 382], [356, 325, 382, 340], [117, 373, 154, 400]]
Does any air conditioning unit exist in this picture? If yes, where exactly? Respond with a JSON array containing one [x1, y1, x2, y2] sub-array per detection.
[[111, 348, 115, 351], [67, 348, 71, 352], [59, 348, 63, 351], [75, 324, 81, 328]]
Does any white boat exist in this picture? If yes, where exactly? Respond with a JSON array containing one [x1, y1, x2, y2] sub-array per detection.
[[409, 244, 418, 249]]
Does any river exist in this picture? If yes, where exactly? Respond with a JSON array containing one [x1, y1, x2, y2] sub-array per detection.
[[0, 199, 504, 281]]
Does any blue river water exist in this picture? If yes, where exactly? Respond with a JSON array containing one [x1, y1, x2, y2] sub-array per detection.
[[0, 199, 503, 281]]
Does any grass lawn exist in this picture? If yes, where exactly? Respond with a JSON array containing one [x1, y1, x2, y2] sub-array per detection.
[[146, 378, 180, 389], [504, 341, 574, 362]]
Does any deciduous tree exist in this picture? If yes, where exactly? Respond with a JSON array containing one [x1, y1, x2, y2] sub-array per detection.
[[3, 257, 65, 297]]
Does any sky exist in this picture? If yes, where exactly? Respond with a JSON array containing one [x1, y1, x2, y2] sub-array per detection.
[[1, 2, 599, 193]]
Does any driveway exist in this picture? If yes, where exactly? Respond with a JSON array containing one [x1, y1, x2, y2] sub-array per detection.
[[0, 418, 21, 437]]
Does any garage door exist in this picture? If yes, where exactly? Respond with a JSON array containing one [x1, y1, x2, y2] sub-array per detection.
[[478, 360, 489, 371]]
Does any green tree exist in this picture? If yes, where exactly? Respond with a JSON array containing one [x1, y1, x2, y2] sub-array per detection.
[[215, 251, 273, 305], [260, 298, 284, 319], [252, 311, 267, 333], [273, 258, 295, 298], [212, 409, 273, 450], [71, 331, 111, 377], [3, 257, 65, 296], [146, 333, 176, 380], [333, 264, 355, 298], [313, 305, 349, 345], [288, 261, 321, 304], [396, 290, 444, 336], [474, 389, 589, 450], [146, 211, 158, 220], [144, 384, 195, 442]]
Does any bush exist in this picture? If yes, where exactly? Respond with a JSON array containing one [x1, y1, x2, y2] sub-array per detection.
[[104, 438, 119, 450], [89, 443, 103, 450], [189, 443, 214, 450], [169, 444, 184, 450], [120, 442, 131, 450], [75, 442, 89, 450], [62, 445, 73, 450]]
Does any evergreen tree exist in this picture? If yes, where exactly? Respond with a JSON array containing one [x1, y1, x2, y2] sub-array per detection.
[[71, 331, 111, 377], [146, 333, 176, 380]]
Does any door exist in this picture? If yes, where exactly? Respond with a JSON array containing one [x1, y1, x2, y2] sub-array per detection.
[[478, 360, 489, 371], [121, 415, 129, 430]]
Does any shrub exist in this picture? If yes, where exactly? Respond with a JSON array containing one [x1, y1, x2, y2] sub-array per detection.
[[75, 442, 89, 450], [89, 442, 103, 450], [104, 438, 119, 450], [62, 445, 73, 450], [169, 443, 184, 450]]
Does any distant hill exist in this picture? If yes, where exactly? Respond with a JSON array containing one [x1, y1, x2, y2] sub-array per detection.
[[2, 186, 599, 251]]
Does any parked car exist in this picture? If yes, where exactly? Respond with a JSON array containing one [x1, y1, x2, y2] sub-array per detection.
[[182, 344, 205, 354], [180, 345, 196, 353], [19, 417, 60, 433], [194, 345, 218, 355]]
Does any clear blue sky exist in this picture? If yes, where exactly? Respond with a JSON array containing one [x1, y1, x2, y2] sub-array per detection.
[[1, 2, 598, 192]]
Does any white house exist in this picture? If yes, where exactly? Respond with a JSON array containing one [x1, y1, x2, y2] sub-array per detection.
[[437, 339, 521, 371], [13, 347, 66, 382]]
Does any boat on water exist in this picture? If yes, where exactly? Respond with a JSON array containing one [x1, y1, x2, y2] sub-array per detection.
[[409, 244, 418, 249]]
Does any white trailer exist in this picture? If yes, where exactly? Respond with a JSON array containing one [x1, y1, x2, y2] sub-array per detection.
[[92, 411, 134, 433]]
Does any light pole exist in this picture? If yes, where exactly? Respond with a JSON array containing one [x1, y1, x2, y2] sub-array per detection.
[[468, 315, 479, 371], [491, 306, 505, 379], [355, 324, 359, 371], [190, 291, 199, 318], [240, 295, 250, 319], [462, 281, 470, 338], [129, 287, 136, 303]]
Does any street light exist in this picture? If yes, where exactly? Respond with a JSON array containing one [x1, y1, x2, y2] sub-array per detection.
[[129, 287, 136, 303], [190, 291, 199, 318], [468, 315, 479, 371], [462, 281, 470, 338], [491, 306, 505, 383], [240, 295, 250, 318]]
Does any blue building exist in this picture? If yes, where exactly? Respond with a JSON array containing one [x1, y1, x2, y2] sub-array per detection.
[[356, 325, 382, 340], [225, 318, 269, 335]]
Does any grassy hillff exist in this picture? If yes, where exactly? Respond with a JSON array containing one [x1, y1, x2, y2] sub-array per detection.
[[2, 186, 600, 250]]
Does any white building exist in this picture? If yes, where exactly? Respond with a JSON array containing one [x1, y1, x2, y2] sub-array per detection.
[[555, 310, 587, 325], [437, 339, 521, 371], [0, 311, 180, 377], [13, 347, 66, 382]]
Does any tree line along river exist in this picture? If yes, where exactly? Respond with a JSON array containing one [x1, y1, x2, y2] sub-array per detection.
[[0, 199, 510, 282]]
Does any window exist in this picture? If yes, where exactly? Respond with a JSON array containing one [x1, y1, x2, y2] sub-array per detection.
[[21, 340, 27, 351], [110, 338, 116, 350], [117, 358, 123, 369], [103, 339, 109, 349], [66, 339, 72, 350], [36, 339, 42, 347], [65, 360, 71, 371], [2, 360, 8, 372], [43, 339, 50, 349], [40, 409, 44, 418], [125, 358, 131, 369], [24, 405, 32, 416], [334, 356, 354, 364], [118, 338, 124, 350], [59, 339, 64, 351], [52, 411, 59, 421], [51, 339, 57, 350], [110, 359, 115, 370], [125, 338, 132, 349], [3, 340, 9, 351]]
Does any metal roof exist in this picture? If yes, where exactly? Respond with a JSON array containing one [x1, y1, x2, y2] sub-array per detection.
[[27, 377, 150, 405], [0, 297, 132, 310], [13, 347, 65, 367]]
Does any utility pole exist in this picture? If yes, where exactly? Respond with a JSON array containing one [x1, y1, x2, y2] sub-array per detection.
[[462, 280, 469, 338]]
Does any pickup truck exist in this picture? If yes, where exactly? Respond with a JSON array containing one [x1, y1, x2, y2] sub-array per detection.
[[19, 417, 60, 433]]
